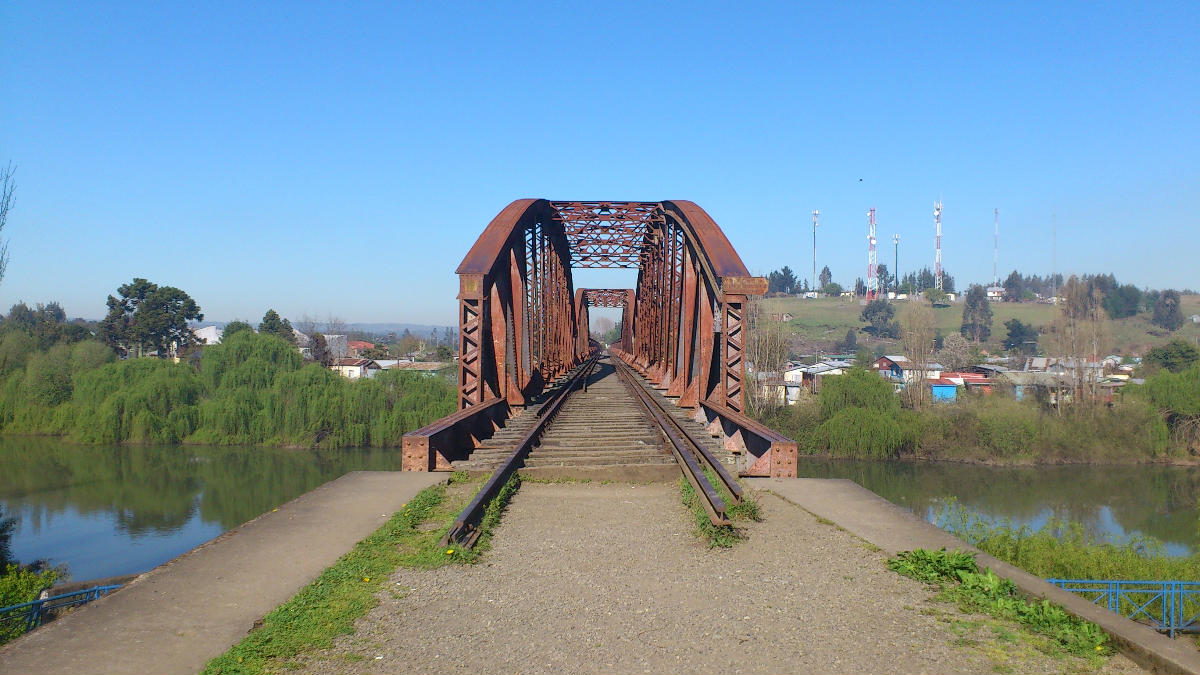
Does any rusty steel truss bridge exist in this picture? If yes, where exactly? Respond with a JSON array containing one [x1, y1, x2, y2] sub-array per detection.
[[401, 200, 798, 538]]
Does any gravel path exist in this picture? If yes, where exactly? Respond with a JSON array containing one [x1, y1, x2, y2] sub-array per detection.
[[299, 483, 1142, 674]]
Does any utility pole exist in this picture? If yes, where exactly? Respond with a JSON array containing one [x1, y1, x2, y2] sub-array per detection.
[[893, 234, 900, 295], [993, 208, 999, 286], [934, 201, 944, 292], [811, 209, 819, 293]]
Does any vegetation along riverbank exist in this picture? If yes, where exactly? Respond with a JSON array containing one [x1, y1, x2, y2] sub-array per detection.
[[0, 320, 454, 448], [756, 365, 1200, 464]]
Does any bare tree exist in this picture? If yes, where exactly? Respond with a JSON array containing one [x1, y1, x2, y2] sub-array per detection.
[[744, 296, 791, 416], [899, 298, 936, 409], [324, 314, 347, 336], [939, 332, 971, 372], [1046, 275, 1110, 407], [0, 162, 15, 286]]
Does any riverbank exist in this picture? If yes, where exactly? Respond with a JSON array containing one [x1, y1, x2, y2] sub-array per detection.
[[756, 366, 1200, 465], [0, 331, 455, 449]]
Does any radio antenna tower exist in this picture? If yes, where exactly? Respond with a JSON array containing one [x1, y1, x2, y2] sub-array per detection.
[[867, 207, 878, 300], [812, 209, 819, 293], [993, 208, 999, 286], [934, 201, 944, 291]]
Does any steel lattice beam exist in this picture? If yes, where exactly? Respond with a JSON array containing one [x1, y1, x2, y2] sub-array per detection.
[[402, 198, 794, 478]]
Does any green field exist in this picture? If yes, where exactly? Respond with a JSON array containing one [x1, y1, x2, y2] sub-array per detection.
[[760, 295, 1200, 356]]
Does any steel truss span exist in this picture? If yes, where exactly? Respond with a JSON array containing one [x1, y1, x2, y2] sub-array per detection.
[[402, 199, 797, 478]]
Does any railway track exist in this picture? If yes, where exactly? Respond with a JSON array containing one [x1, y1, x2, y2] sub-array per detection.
[[443, 350, 742, 547]]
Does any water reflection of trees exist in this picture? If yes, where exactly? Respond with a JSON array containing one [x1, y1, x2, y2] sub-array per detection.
[[0, 438, 404, 534], [796, 459, 1200, 550]]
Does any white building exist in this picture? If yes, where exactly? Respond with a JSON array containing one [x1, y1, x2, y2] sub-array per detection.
[[193, 325, 223, 345], [331, 358, 380, 379]]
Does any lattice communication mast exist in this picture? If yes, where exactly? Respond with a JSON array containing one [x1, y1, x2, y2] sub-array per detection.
[[866, 207, 878, 300], [934, 201, 944, 292]]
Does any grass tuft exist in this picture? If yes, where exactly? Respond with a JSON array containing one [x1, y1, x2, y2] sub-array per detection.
[[889, 548, 1113, 664], [678, 468, 761, 548]]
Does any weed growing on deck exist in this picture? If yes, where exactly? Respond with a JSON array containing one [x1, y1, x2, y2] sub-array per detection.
[[678, 469, 761, 548], [888, 548, 1113, 665]]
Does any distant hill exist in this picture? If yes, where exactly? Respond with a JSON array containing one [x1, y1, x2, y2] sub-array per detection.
[[191, 322, 454, 338], [761, 295, 1200, 357]]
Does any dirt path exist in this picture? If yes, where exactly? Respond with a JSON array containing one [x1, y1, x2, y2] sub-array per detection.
[[299, 482, 1141, 674]]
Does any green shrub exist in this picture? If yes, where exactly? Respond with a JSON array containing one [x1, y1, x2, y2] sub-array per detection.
[[818, 367, 898, 420], [0, 564, 60, 645], [814, 407, 908, 459]]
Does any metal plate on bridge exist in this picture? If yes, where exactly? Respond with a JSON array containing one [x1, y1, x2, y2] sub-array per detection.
[[721, 276, 767, 296]]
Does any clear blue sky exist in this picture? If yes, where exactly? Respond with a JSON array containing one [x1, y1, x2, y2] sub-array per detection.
[[2, 2, 1196, 325]]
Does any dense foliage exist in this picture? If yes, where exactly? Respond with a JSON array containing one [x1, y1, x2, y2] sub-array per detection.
[[0, 330, 455, 448], [1144, 339, 1200, 374], [959, 285, 993, 341]]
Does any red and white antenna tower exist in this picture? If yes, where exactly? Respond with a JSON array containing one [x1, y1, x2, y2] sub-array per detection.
[[866, 207, 878, 300], [934, 201, 944, 291]]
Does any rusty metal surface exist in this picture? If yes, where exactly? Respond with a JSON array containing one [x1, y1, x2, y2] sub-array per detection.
[[416, 196, 794, 479], [612, 354, 730, 526], [580, 288, 633, 308], [549, 201, 666, 268]]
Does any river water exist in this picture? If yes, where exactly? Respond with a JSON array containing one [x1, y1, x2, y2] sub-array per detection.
[[0, 438, 405, 582], [2, 439, 1197, 584], [795, 458, 1200, 556]]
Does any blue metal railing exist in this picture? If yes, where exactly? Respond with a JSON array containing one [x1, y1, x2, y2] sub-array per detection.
[[1046, 579, 1200, 637], [0, 585, 122, 637]]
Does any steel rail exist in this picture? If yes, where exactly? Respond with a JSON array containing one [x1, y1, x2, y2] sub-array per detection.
[[441, 351, 601, 548], [611, 355, 732, 526], [620, 367, 744, 503]]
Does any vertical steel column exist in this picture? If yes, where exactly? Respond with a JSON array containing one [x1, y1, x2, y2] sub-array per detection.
[[722, 295, 747, 413], [695, 277, 716, 404], [457, 275, 485, 410], [668, 246, 698, 402]]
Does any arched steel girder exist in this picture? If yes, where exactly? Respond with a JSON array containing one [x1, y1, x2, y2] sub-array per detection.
[[453, 199, 766, 412]]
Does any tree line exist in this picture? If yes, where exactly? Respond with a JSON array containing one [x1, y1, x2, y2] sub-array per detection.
[[766, 264, 956, 297]]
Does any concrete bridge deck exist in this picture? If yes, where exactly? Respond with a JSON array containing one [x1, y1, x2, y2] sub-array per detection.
[[3, 472, 1197, 674]]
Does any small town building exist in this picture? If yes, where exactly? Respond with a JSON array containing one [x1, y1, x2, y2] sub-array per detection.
[[872, 355, 943, 385], [348, 340, 375, 358], [331, 357, 381, 379], [985, 286, 1005, 300], [929, 378, 959, 403]]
